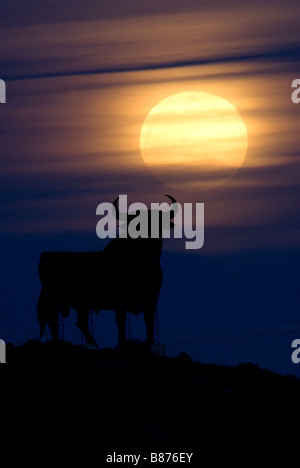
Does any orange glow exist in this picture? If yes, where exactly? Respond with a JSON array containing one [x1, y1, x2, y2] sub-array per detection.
[[140, 92, 248, 190]]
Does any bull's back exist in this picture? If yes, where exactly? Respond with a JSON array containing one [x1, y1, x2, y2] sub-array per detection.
[[38, 248, 163, 311]]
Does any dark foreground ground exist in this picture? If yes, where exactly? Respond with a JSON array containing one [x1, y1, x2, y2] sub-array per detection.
[[1, 341, 300, 461]]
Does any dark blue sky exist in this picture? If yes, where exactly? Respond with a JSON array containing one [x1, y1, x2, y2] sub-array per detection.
[[0, 0, 300, 376]]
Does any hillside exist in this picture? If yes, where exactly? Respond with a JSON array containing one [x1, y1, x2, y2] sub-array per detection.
[[1, 341, 300, 460]]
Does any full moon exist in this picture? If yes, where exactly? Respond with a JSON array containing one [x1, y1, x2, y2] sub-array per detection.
[[140, 91, 248, 191]]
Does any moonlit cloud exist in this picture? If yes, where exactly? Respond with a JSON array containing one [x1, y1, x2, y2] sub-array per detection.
[[0, 0, 299, 251]]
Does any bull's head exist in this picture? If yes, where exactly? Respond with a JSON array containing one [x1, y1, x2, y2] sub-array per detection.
[[113, 195, 178, 239]]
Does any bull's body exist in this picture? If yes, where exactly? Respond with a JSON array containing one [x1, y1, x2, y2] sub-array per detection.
[[37, 238, 163, 346], [37, 196, 177, 347]]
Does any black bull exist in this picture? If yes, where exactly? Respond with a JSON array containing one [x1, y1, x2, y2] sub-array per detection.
[[37, 196, 177, 347]]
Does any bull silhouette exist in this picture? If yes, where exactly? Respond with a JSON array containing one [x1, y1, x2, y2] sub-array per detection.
[[37, 195, 178, 347]]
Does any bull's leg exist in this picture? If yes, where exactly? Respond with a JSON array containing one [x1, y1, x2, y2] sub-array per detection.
[[48, 308, 60, 342], [37, 289, 59, 342], [76, 309, 98, 347], [115, 309, 127, 345], [144, 305, 156, 344], [37, 290, 47, 339]]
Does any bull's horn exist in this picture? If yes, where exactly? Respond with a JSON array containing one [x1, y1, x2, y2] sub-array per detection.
[[113, 197, 120, 220], [165, 194, 179, 218], [113, 196, 127, 222]]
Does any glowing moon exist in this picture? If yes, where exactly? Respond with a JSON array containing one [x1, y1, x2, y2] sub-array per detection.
[[140, 92, 248, 190]]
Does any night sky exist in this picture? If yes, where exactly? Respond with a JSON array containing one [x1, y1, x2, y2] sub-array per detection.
[[0, 0, 300, 376]]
